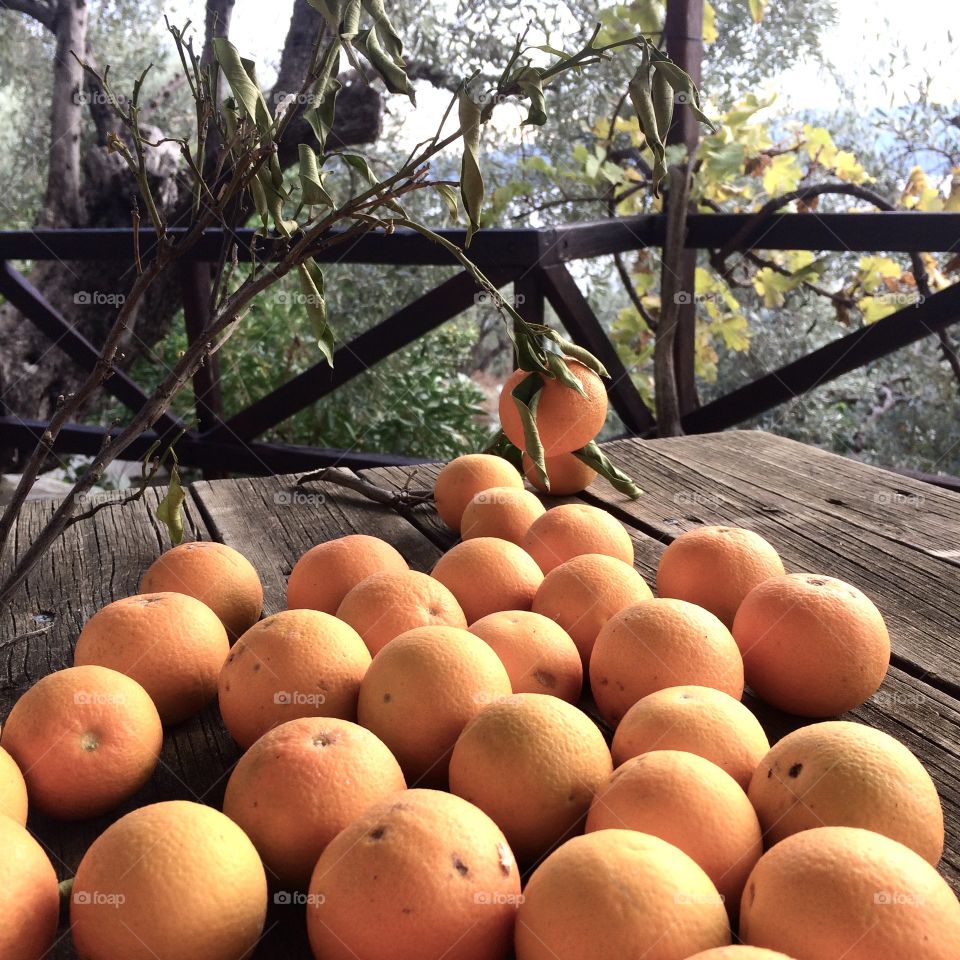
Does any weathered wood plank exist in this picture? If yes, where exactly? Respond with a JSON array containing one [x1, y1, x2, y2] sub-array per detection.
[[586, 434, 960, 692], [190, 473, 444, 615]]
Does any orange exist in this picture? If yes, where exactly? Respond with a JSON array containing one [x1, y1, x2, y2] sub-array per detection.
[[0, 665, 162, 819], [357, 626, 512, 786], [522, 451, 597, 495], [0, 744, 28, 824], [287, 534, 408, 613], [686, 950, 797, 959], [590, 599, 745, 728], [307, 789, 520, 960], [499, 360, 608, 457], [223, 717, 406, 890], [611, 685, 769, 790], [656, 526, 785, 628], [523, 503, 634, 574], [71, 799, 267, 960], [515, 830, 730, 960], [336, 570, 467, 655], [469, 610, 582, 703], [740, 826, 960, 959], [732, 573, 890, 716], [449, 693, 612, 864], [0, 814, 60, 960], [432, 537, 544, 624], [585, 750, 762, 919], [533, 554, 652, 667], [434, 454, 524, 532], [140, 540, 263, 640], [74, 592, 229, 725], [218, 609, 371, 749], [461, 486, 546, 544], [747, 720, 944, 865]]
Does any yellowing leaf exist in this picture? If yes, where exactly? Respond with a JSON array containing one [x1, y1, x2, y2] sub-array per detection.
[[703, 1, 718, 44], [748, 0, 768, 23], [762, 153, 802, 196], [860, 296, 898, 324], [858, 255, 901, 292]]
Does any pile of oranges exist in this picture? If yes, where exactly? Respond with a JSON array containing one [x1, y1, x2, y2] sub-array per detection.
[[1, 358, 958, 960]]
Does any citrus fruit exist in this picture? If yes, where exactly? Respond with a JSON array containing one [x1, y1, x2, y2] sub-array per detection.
[[223, 717, 406, 890], [0, 744, 28, 824], [74, 592, 229, 725], [432, 538, 544, 624], [434, 454, 524, 532], [515, 830, 731, 960], [218, 609, 371, 749], [0, 664, 162, 819], [532, 553, 652, 667], [611, 685, 769, 790], [523, 503, 633, 574], [686, 949, 797, 959], [732, 573, 890, 716], [460, 486, 546, 544], [739, 826, 960, 959], [590, 599, 745, 728], [336, 570, 467, 655], [585, 750, 762, 919], [140, 540, 263, 640], [357, 626, 512, 786], [468, 610, 582, 703], [71, 799, 267, 960], [0, 814, 60, 960], [747, 720, 944, 864], [449, 693, 612, 864], [287, 534, 408, 613], [522, 452, 596, 495], [307, 789, 520, 960], [499, 360, 608, 457], [656, 526, 785, 628]]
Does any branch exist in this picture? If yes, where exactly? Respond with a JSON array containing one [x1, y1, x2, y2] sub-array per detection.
[[0, 0, 55, 30], [296, 467, 433, 506]]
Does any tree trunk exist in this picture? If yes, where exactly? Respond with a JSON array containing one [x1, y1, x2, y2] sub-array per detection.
[[0, 0, 384, 471]]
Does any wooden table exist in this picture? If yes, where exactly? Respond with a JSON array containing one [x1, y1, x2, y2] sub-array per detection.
[[3, 431, 958, 958]]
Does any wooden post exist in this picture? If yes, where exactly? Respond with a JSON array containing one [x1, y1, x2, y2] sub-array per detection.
[[664, 0, 703, 417], [513, 272, 545, 327], [178, 261, 225, 479]]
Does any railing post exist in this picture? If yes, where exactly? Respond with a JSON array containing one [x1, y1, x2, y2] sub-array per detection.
[[512, 272, 545, 327], [179, 261, 225, 479], [665, 0, 703, 417]]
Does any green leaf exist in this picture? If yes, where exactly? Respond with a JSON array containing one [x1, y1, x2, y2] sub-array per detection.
[[511, 374, 549, 489], [573, 441, 643, 499], [361, 0, 405, 65], [748, 0, 768, 23], [307, 0, 343, 31], [298, 259, 334, 365], [213, 38, 273, 136], [338, 152, 376, 183], [545, 352, 588, 397], [155, 463, 186, 545], [339, 0, 362, 41], [628, 48, 667, 195], [652, 68, 675, 143], [434, 182, 459, 222], [298, 144, 334, 207], [647, 52, 718, 133], [538, 330, 610, 378], [458, 91, 484, 246], [304, 36, 342, 152], [515, 66, 547, 126], [355, 27, 415, 103]]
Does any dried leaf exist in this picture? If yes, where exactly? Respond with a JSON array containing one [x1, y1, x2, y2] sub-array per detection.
[[434, 182, 459, 222], [573, 441, 643, 499], [361, 0, 405, 65], [155, 463, 186, 545], [511, 374, 548, 489], [355, 27, 415, 103], [458, 91, 484, 246], [298, 259, 334, 365], [515, 66, 547, 126], [298, 144, 334, 206]]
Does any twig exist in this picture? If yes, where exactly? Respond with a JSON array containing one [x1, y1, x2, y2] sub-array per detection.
[[296, 467, 433, 507]]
